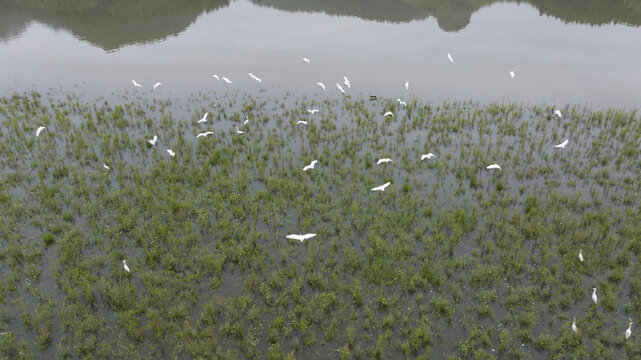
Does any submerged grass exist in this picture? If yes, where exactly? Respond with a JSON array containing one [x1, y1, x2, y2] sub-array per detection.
[[0, 89, 640, 359]]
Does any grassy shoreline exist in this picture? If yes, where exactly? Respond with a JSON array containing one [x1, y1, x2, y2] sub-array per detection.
[[0, 90, 640, 359]]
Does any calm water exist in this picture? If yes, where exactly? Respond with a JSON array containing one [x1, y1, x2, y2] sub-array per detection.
[[1, 0, 640, 106]]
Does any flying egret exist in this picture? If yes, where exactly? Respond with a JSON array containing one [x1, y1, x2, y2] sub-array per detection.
[[554, 139, 569, 148], [222, 77, 232, 84], [554, 109, 562, 118], [571, 317, 578, 333], [579, 249, 584, 262], [377, 158, 393, 165], [132, 80, 142, 87], [404, 82, 409, 90], [509, 71, 515, 78], [592, 288, 598, 304], [123, 260, 130, 272], [153, 82, 162, 90], [249, 73, 262, 83], [297, 121, 308, 126], [235, 126, 244, 134], [397, 99, 407, 107], [103, 163, 110, 170], [336, 83, 346, 94], [36, 126, 46, 137], [302, 58, 310, 64], [447, 53, 454, 63], [197, 113, 208, 123], [317, 82, 326, 91], [344, 76, 351, 88], [286, 233, 316, 242], [196, 131, 214, 138], [384, 111, 394, 117], [212, 74, 220, 80], [148, 135, 158, 146], [303, 160, 318, 171], [421, 153, 435, 160], [371, 182, 391, 192], [167, 149, 175, 157], [308, 109, 319, 114], [626, 322, 633, 339], [486, 164, 501, 170]]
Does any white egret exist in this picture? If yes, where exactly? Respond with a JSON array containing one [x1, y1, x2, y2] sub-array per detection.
[[404, 82, 409, 90], [297, 121, 308, 126], [167, 149, 175, 157], [626, 322, 633, 339], [153, 82, 162, 90], [303, 160, 318, 171], [196, 131, 214, 138], [397, 99, 406, 107], [132, 80, 142, 87], [344, 76, 351, 88], [302, 58, 310, 64], [103, 164, 110, 170], [377, 158, 393, 165], [308, 109, 319, 114], [336, 83, 346, 94], [286, 233, 316, 242], [317, 82, 326, 91], [486, 164, 501, 170], [592, 288, 598, 304], [222, 77, 232, 84], [554, 109, 562, 118], [554, 139, 569, 148], [571, 317, 578, 333], [509, 71, 515, 78], [197, 113, 208, 123], [384, 111, 394, 117], [248, 73, 262, 83], [243, 116, 249, 126], [148, 135, 158, 146], [448, 53, 454, 63], [123, 260, 130, 272], [212, 74, 220, 80], [371, 182, 391, 192], [579, 249, 584, 262], [421, 153, 435, 160], [236, 126, 244, 134], [36, 126, 46, 137]]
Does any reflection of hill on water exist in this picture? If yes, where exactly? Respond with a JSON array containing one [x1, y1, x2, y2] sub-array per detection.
[[0, 0, 640, 49]]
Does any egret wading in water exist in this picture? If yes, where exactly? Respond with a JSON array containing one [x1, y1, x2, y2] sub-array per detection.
[[626, 322, 633, 339], [571, 317, 578, 333], [103, 164, 110, 170], [554, 109, 563, 118], [167, 149, 175, 157], [235, 126, 244, 134], [592, 288, 598, 304], [579, 249, 584, 262], [123, 260, 130, 272]]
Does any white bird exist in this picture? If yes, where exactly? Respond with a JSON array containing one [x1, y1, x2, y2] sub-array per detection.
[[579, 249, 584, 262], [336, 83, 346, 94], [153, 82, 162, 90], [212, 74, 220, 80], [384, 111, 394, 117], [377, 158, 393, 165], [626, 322, 633, 339], [404, 82, 409, 90], [235, 126, 244, 134], [197, 113, 208, 123], [316, 82, 326, 91], [196, 131, 214, 138], [371, 182, 391, 192], [36, 126, 46, 137], [303, 160, 318, 171], [554, 139, 569, 148], [122, 260, 130, 272], [297, 121, 308, 126], [243, 116, 249, 126], [571, 317, 578, 333], [397, 99, 406, 107], [103, 163, 110, 170], [509, 71, 515, 79], [592, 288, 598, 304], [421, 153, 435, 160], [486, 164, 501, 170], [308, 109, 319, 114], [167, 149, 175, 157], [447, 53, 454, 63], [132, 80, 142, 88], [343, 76, 351, 88], [554, 109, 563, 118], [222, 77, 232, 84], [302, 58, 310, 64], [249, 73, 262, 83], [286, 233, 316, 242], [148, 135, 158, 146]]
